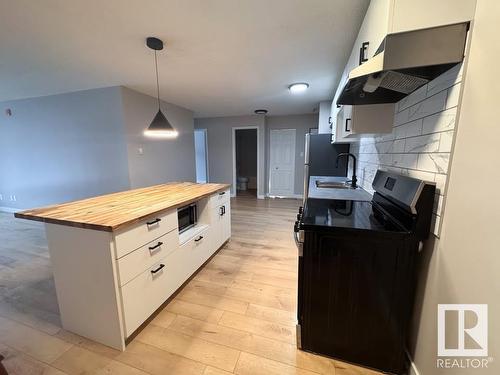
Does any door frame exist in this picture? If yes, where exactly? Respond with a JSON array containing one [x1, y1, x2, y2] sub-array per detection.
[[232, 126, 261, 198], [194, 128, 209, 183], [268, 128, 297, 198]]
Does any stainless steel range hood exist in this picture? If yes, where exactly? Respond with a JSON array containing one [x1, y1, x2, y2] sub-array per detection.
[[337, 22, 469, 105]]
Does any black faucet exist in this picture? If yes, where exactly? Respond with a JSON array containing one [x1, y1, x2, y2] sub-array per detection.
[[336, 153, 357, 188]]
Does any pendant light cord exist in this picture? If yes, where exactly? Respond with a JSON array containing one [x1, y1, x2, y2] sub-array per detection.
[[154, 50, 161, 110]]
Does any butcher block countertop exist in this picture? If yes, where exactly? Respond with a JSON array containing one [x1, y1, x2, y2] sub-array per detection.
[[15, 182, 230, 232]]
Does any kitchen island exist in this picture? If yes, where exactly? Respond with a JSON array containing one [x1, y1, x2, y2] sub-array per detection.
[[15, 182, 231, 350]]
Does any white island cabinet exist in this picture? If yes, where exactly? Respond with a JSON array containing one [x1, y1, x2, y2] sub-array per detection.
[[15, 183, 231, 350]]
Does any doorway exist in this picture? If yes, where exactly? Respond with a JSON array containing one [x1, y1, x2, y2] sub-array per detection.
[[269, 128, 296, 197], [233, 128, 258, 197], [194, 129, 209, 183]]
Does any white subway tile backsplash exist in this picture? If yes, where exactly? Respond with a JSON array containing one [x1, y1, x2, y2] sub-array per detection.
[[433, 194, 444, 216], [431, 213, 441, 236], [446, 83, 461, 109], [427, 64, 463, 96], [406, 169, 435, 183], [398, 84, 428, 111], [394, 119, 423, 139], [392, 139, 406, 153], [404, 133, 440, 153], [434, 173, 447, 195], [394, 108, 409, 126], [407, 90, 447, 122], [422, 107, 457, 135], [417, 153, 450, 174], [438, 130, 454, 152], [392, 153, 418, 169]]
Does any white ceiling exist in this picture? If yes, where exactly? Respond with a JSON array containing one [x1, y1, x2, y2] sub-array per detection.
[[0, 0, 369, 117]]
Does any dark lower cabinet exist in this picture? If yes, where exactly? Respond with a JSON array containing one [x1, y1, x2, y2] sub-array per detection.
[[297, 230, 418, 375]]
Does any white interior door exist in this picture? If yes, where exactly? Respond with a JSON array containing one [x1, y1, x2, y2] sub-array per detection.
[[269, 129, 296, 196]]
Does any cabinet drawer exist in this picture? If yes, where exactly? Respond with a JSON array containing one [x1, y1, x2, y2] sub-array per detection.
[[117, 229, 179, 286], [180, 226, 212, 273], [209, 189, 230, 208], [114, 210, 178, 258], [121, 250, 187, 336]]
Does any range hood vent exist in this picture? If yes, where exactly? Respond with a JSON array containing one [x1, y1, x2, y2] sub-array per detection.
[[337, 22, 469, 105]]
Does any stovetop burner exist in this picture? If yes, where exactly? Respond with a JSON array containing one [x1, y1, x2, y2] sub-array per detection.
[[300, 198, 407, 233]]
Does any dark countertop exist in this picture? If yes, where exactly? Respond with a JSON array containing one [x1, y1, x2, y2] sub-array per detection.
[[301, 198, 406, 234]]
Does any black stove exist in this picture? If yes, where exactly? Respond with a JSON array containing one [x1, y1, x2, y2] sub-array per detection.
[[294, 170, 435, 375]]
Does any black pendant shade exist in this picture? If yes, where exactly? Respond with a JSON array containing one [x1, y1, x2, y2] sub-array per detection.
[[144, 109, 178, 138], [143, 37, 178, 138]]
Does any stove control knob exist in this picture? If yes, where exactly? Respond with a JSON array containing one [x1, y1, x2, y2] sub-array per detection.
[[298, 206, 303, 214], [296, 213, 302, 220], [294, 221, 299, 232]]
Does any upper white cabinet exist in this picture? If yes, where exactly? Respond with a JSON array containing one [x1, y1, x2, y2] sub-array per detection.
[[336, 104, 395, 140], [330, 0, 476, 143], [390, 0, 476, 34], [318, 101, 332, 134]]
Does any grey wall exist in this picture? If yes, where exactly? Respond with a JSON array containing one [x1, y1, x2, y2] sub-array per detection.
[[194, 115, 265, 196], [235, 129, 257, 189], [265, 114, 318, 195], [0, 87, 130, 210], [120, 87, 196, 188]]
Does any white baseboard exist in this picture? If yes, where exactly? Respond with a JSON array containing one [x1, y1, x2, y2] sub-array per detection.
[[0, 206, 20, 213], [257, 194, 265, 199], [406, 350, 420, 375], [266, 193, 303, 199]]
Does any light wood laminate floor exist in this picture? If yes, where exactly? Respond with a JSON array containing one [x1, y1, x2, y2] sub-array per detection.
[[0, 196, 382, 375]]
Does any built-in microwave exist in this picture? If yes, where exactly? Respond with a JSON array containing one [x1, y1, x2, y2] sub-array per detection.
[[178, 203, 197, 233]]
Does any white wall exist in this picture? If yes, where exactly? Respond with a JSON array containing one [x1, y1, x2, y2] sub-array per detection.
[[120, 87, 196, 188], [409, 1, 500, 373], [0, 87, 130, 210]]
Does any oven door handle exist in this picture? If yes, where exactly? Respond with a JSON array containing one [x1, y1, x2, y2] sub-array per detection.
[[293, 222, 303, 257]]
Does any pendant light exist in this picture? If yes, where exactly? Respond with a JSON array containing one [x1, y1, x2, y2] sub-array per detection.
[[143, 37, 178, 138]]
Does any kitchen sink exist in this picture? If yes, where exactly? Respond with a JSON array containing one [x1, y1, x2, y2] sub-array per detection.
[[315, 181, 354, 189]]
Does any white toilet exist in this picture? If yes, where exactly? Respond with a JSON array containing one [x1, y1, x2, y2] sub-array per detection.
[[237, 176, 249, 191]]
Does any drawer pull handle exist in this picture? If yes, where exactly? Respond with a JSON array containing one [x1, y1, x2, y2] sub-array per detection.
[[146, 218, 162, 226], [194, 236, 204, 242], [222, 205, 226, 215], [219, 206, 224, 216], [149, 242, 163, 251], [219, 191, 226, 196], [151, 264, 165, 274]]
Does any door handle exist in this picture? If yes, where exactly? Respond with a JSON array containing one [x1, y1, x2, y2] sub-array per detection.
[[146, 218, 161, 226], [150, 264, 165, 274], [222, 205, 226, 215], [220, 206, 224, 216], [148, 241, 163, 251]]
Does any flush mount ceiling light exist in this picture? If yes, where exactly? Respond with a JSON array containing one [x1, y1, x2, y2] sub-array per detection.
[[143, 37, 178, 139], [254, 109, 268, 115], [288, 82, 309, 94]]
